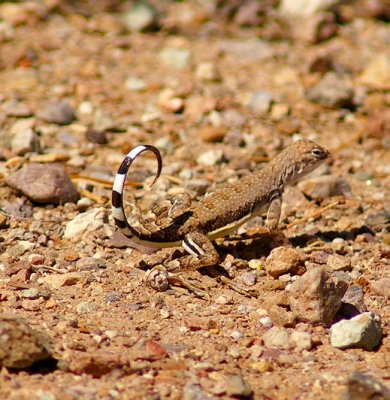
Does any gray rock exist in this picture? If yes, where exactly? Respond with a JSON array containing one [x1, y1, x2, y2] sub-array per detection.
[[330, 312, 382, 350], [343, 371, 390, 400], [76, 301, 95, 314], [160, 47, 191, 69], [279, 0, 341, 17], [5, 163, 79, 204], [183, 383, 215, 400], [241, 271, 257, 286], [306, 72, 355, 108], [76, 257, 105, 271], [289, 267, 348, 325], [123, 1, 157, 32], [3, 100, 33, 117], [220, 39, 273, 62], [0, 313, 52, 368], [85, 128, 108, 145], [266, 246, 304, 278], [222, 109, 247, 127], [11, 126, 40, 155], [341, 285, 367, 315], [246, 91, 273, 115], [20, 288, 40, 299], [298, 175, 351, 201], [366, 210, 390, 231], [38, 100, 76, 125], [104, 291, 122, 303]]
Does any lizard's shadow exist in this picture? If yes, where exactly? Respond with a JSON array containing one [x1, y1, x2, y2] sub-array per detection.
[[215, 224, 375, 261]]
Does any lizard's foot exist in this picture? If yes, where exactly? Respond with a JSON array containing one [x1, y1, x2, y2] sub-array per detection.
[[145, 265, 209, 300], [218, 275, 258, 298], [145, 265, 170, 292]]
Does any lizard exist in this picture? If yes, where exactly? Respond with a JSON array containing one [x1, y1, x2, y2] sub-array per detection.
[[112, 139, 330, 295]]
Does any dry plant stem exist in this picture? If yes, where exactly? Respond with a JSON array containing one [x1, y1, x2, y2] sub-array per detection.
[[32, 265, 67, 274], [78, 189, 108, 204], [284, 198, 346, 230]]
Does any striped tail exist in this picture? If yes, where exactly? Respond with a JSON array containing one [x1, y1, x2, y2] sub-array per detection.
[[111, 145, 162, 239]]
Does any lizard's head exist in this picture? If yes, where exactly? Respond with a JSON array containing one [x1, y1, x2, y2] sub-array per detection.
[[279, 139, 330, 185]]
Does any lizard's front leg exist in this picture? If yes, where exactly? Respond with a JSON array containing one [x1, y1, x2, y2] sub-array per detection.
[[146, 231, 219, 297], [266, 195, 291, 246]]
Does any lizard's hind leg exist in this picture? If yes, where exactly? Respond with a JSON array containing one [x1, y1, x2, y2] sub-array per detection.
[[146, 232, 219, 298]]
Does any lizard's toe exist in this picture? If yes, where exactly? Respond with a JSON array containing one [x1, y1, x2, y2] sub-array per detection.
[[146, 265, 169, 292]]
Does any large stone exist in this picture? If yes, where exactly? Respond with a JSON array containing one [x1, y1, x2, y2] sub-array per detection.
[[306, 72, 354, 108], [289, 267, 348, 325], [64, 208, 107, 239], [5, 163, 79, 204], [330, 312, 382, 350], [0, 314, 52, 368]]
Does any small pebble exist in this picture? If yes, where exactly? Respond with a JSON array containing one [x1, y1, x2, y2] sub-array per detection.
[[76, 301, 95, 314], [160, 47, 191, 69], [196, 149, 224, 166], [104, 291, 122, 303], [262, 327, 291, 349], [241, 271, 257, 286], [259, 316, 273, 328], [306, 72, 355, 108], [85, 128, 108, 145], [195, 62, 219, 81], [124, 76, 146, 91], [123, 1, 157, 32], [290, 330, 312, 351], [38, 100, 76, 125], [230, 330, 244, 340], [246, 91, 273, 115]]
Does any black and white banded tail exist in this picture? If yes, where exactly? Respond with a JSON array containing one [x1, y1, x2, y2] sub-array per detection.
[[111, 145, 162, 239]]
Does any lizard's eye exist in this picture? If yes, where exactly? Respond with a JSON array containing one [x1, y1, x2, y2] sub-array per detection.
[[311, 148, 324, 158]]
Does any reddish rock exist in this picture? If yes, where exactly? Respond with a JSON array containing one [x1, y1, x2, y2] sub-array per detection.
[[265, 247, 304, 278], [289, 268, 348, 325]]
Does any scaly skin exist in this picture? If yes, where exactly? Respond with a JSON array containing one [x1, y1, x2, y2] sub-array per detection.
[[111, 139, 330, 291]]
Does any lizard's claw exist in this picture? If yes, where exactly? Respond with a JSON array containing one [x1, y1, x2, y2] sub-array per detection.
[[146, 265, 170, 292], [218, 276, 258, 298], [168, 274, 210, 301]]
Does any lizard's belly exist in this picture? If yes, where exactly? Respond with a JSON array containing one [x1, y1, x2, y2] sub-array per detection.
[[206, 203, 267, 240]]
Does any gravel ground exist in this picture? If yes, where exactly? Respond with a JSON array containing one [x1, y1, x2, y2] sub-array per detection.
[[0, 1, 389, 399]]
